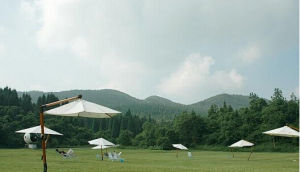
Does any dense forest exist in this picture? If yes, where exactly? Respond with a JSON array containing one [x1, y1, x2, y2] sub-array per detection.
[[0, 87, 298, 152]]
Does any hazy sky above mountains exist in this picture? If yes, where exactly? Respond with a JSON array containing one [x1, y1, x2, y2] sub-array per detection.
[[0, 0, 298, 104]]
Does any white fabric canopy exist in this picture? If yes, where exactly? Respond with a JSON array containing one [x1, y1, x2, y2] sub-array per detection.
[[92, 145, 118, 149], [15, 125, 63, 135], [229, 140, 254, 148], [262, 126, 299, 138], [44, 99, 121, 118], [172, 144, 188, 150], [88, 138, 115, 146]]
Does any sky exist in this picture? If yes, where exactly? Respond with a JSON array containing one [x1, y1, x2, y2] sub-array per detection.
[[0, 0, 298, 104]]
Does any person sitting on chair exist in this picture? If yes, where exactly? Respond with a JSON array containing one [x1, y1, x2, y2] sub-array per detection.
[[56, 148, 66, 156]]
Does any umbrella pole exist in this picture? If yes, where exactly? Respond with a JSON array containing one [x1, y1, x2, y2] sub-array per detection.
[[39, 107, 47, 172], [248, 147, 253, 160], [101, 146, 103, 160], [176, 149, 178, 159], [273, 137, 276, 148], [231, 148, 234, 158]]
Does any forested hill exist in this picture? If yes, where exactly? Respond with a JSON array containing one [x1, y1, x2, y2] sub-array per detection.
[[2, 87, 298, 150], [18, 89, 251, 119], [190, 94, 251, 113]]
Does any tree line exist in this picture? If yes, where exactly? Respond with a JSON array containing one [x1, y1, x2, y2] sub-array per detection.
[[0, 87, 298, 151]]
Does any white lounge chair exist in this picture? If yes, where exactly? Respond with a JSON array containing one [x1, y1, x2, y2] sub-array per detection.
[[108, 152, 115, 161], [117, 152, 122, 159], [188, 152, 192, 158], [63, 148, 75, 159]]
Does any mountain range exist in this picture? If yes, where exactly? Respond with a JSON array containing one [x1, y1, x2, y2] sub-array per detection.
[[18, 89, 251, 119]]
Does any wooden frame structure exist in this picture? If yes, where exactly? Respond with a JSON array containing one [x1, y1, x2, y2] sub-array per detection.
[[40, 95, 82, 172]]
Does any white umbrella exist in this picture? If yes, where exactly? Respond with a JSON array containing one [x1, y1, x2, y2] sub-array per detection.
[[263, 126, 299, 148], [172, 144, 188, 150], [92, 145, 119, 149], [44, 99, 121, 118], [229, 140, 254, 148], [16, 125, 63, 135], [88, 138, 115, 160], [172, 144, 188, 158], [262, 126, 299, 138], [39, 95, 121, 171], [228, 140, 254, 160], [88, 138, 115, 146]]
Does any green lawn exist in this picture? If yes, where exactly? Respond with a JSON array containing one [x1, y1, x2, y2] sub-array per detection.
[[0, 148, 298, 172]]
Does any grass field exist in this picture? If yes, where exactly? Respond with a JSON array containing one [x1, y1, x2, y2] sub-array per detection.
[[0, 148, 298, 172]]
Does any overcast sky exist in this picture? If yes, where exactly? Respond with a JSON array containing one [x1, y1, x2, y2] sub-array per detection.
[[0, 0, 298, 104]]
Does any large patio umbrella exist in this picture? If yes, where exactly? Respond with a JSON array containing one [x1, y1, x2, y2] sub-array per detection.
[[88, 138, 115, 160], [39, 95, 120, 172], [172, 144, 188, 158], [229, 140, 254, 160], [262, 126, 299, 148]]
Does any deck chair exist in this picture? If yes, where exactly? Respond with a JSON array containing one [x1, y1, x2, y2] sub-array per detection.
[[117, 152, 122, 159], [108, 152, 115, 161], [188, 152, 192, 158], [63, 148, 75, 159], [113, 152, 118, 160]]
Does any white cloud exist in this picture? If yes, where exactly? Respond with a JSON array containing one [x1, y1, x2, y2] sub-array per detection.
[[158, 54, 214, 95], [20, 0, 39, 20], [70, 37, 90, 59], [97, 53, 147, 96], [238, 45, 261, 63], [212, 69, 244, 89], [158, 53, 244, 103], [0, 43, 5, 57]]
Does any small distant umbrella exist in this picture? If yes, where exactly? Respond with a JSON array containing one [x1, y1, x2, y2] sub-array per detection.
[[229, 140, 254, 160], [16, 125, 63, 135], [88, 138, 115, 146], [263, 126, 299, 137], [88, 138, 116, 160], [38, 95, 120, 172], [92, 145, 115, 149], [263, 126, 299, 148], [16, 125, 62, 148], [172, 144, 188, 150], [172, 144, 188, 158]]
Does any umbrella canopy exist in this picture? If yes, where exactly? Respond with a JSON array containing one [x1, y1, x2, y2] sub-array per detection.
[[262, 126, 299, 137], [92, 145, 118, 149], [88, 138, 115, 146], [172, 144, 188, 150], [44, 99, 121, 118], [16, 125, 63, 135], [229, 140, 254, 148]]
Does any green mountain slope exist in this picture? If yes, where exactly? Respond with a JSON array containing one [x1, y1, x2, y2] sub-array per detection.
[[189, 94, 250, 113], [18, 90, 251, 119]]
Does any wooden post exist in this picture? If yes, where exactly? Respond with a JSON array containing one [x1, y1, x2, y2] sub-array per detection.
[[248, 147, 253, 160], [101, 145, 103, 160], [40, 108, 47, 172]]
